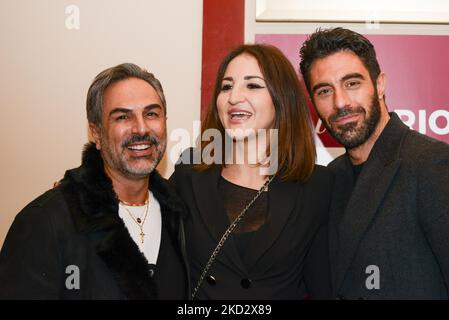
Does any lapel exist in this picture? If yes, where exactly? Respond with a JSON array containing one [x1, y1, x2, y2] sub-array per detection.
[[191, 165, 248, 274], [333, 113, 408, 291], [328, 156, 354, 291], [190, 167, 300, 275], [243, 176, 301, 273]]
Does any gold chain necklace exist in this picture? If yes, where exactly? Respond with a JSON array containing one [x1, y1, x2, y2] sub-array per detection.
[[119, 196, 150, 244], [120, 194, 149, 207]]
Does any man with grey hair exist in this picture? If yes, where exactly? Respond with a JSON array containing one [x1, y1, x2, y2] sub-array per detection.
[[0, 63, 189, 299]]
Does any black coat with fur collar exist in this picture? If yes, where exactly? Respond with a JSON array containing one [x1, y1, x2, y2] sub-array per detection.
[[0, 143, 190, 299]]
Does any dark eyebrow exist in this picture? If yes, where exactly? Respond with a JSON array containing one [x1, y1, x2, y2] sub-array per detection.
[[244, 75, 265, 81], [109, 104, 162, 118], [312, 73, 366, 94], [109, 108, 131, 118], [143, 103, 162, 111], [341, 73, 365, 82], [312, 82, 331, 94], [221, 75, 265, 82]]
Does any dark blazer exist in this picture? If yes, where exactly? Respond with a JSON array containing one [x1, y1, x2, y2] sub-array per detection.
[[170, 151, 333, 300], [328, 113, 449, 299], [0, 143, 189, 299]]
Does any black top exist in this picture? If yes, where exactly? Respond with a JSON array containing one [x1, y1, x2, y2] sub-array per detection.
[[351, 162, 364, 182], [218, 177, 268, 262], [170, 156, 333, 300], [218, 176, 268, 233]]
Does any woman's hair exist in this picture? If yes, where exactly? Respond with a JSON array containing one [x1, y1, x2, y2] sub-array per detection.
[[196, 44, 316, 182]]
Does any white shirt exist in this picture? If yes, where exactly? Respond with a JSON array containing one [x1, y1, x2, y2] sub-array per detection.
[[118, 191, 162, 264]]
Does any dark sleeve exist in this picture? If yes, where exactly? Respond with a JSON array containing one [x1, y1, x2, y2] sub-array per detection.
[[303, 168, 333, 299], [168, 160, 184, 190], [303, 222, 332, 299], [0, 205, 62, 299], [168, 171, 176, 187], [168, 164, 181, 188], [168, 147, 197, 188], [417, 145, 449, 295]]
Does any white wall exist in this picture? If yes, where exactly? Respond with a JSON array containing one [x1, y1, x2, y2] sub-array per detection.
[[246, 0, 449, 38], [0, 0, 202, 247]]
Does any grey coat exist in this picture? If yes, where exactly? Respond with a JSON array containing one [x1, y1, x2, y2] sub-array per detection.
[[328, 112, 449, 299]]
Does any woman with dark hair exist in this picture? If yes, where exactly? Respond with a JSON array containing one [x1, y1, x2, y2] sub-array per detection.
[[170, 44, 332, 300]]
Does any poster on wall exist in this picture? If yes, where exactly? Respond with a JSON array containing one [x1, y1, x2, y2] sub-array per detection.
[[256, 34, 449, 164]]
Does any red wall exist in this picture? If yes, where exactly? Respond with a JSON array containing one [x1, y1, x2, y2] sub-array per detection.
[[201, 0, 245, 120]]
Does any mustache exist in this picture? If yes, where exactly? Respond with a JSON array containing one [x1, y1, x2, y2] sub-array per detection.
[[121, 134, 160, 148], [329, 107, 365, 123]]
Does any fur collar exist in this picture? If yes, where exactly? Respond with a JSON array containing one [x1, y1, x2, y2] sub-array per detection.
[[59, 142, 186, 299], [63, 142, 185, 223]]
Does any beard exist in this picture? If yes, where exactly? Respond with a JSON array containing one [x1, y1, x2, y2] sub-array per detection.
[[322, 93, 381, 149], [100, 131, 166, 179]]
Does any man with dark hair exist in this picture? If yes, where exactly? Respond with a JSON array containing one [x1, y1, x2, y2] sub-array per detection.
[[0, 63, 189, 299], [300, 27, 449, 299]]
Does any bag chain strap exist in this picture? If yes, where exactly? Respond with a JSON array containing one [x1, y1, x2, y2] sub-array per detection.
[[191, 175, 275, 299]]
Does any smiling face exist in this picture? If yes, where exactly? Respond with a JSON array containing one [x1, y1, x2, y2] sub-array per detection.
[[90, 77, 167, 179], [216, 53, 276, 140], [309, 50, 385, 149]]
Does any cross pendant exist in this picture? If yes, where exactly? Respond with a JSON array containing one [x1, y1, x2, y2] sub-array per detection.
[[139, 230, 145, 243]]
